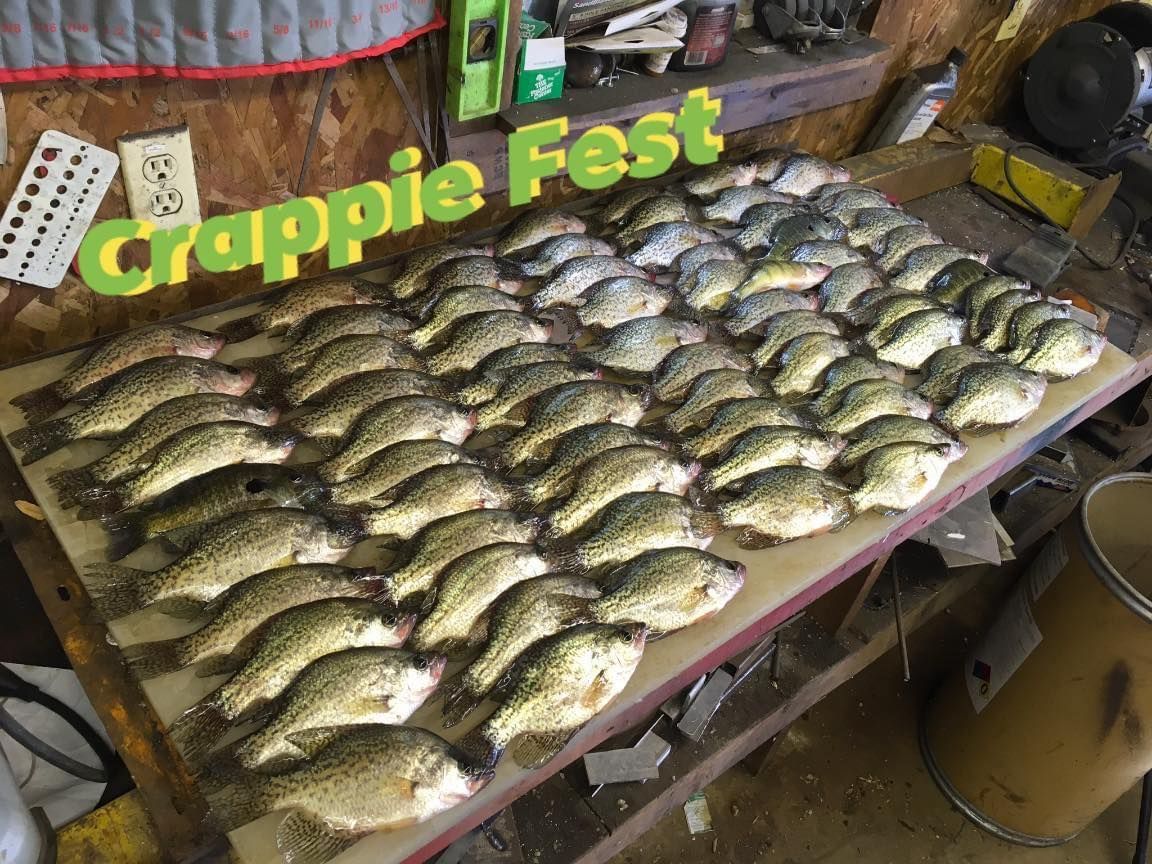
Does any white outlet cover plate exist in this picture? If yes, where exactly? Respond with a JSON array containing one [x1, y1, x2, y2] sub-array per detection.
[[0, 131, 119, 290], [117, 125, 201, 231]]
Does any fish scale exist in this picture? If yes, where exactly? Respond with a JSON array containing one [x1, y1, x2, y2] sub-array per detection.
[[390, 243, 492, 300]]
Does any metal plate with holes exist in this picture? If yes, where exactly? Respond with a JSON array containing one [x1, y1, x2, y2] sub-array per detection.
[[0, 131, 119, 290]]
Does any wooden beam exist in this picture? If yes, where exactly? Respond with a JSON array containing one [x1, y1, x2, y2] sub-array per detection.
[[840, 135, 976, 202]]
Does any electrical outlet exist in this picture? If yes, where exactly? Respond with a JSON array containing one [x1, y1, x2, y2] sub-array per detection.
[[117, 125, 201, 229]]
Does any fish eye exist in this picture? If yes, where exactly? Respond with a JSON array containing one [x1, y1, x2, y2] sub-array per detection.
[[618, 627, 634, 643], [413, 655, 429, 671], [382, 612, 399, 626], [224, 364, 240, 374], [457, 758, 471, 774], [289, 472, 304, 483]]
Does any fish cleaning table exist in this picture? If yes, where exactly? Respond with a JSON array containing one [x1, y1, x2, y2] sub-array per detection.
[[0, 284, 1146, 864]]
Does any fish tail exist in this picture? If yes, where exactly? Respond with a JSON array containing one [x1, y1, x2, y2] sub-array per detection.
[[690, 509, 726, 538], [47, 466, 96, 509], [8, 416, 77, 465], [102, 512, 153, 560], [545, 544, 590, 574], [120, 635, 191, 680], [496, 257, 527, 281], [71, 483, 128, 519], [438, 673, 482, 727], [239, 355, 292, 402], [549, 308, 585, 340], [214, 315, 262, 343], [697, 470, 721, 494], [457, 725, 505, 770], [84, 563, 150, 620], [202, 759, 270, 831], [168, 694, 231, 765], [9, 383, 67, 424]]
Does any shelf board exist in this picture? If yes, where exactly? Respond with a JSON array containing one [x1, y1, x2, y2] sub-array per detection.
[[497, 34, 892, 135]]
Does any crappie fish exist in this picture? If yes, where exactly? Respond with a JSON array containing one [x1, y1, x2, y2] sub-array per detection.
[[475, 361, 601, 431], [233, 648, 445, 771], [207, 726, 491, 858], [523, 423, 665, 505], [812, 181, 877, 201], [319, 396, 474, 483], [770, 154, 851, 197], [408, 285, 523, 351], [281, 335, 421, 406], [326, 441, 478, 506], [663, 369, 771, 434], [100, 464, 323, 561], [974, 288, 1042, 350], [626, 222, 723, 271], [817, 263, 886, 313], [10, 325, 224, 422], [734, 261, 832, 301], [786, 240, 865, 269], [751, 310, 841, 369], [48, 394, 277, 508], [425, 255, 525, 300], [771, 332, 852, 398], [845, 208, 921, 249], [583, 317, 708, 375], [616, 195, 692, 242], [121, 563, 383, 680], [500, 381, 649, 469], [684, 160, 758, 198], [926, 259, 994, 309], [426, 311, 552, 377], [1025, 306, 1108, 377], [703, 425, 845, 490], [87, 509, 362, 620], [766, 213, 847, 256], [441, 574, 602, 727], [553, 491, 722, 573], [288, 370, 449, 444], [819, 189, 893, 222], [702, 185, 794, 224], [965, 275, 1032, 328], [598, 186, 666, 227], [836, 415, 957, 470], [545, 445, 698, 537], [724, 289, 820, 336], [9, 358, 255, 465], [810, 356, 902, 416], [915, 345, 998, 404], [589, 548, 744, 633], [718, 466, 855, 548], [1007, 299, 1072, 352], [377, 509, 543, 605], [672, 241, 739, 277], [652, 342, 751, 403], [169, 599, 414, 761], [680, 397, 814, 459], [935, 362, 1048, 434], [531, 256, 650, 311], [682, 260, 751, 312], [464, 623, 647, 768], [565, 277, 672, 331], [408, 543, 554, 654], [355, 465, 524, 540], [391, 243, 493, 300], [518, 234, 616, 277], [891, 245, 989, 293], [455, 343, 574, 405], [731, 203, 808, 254], [851, 441, 967, 514], [875, 225, 946, 273], [277, 306, 413, 372], [822, 378, 933, 435], [747, 147, 793, 182], [216, 278, 383, 342], [496, 209, 586, 256], [74, 421, 300, 517], [872, 308, 964, 370], [858, 295, 943, 346]]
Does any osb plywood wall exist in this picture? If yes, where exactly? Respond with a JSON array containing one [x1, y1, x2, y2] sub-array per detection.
[[0, 0, 1113, 363]]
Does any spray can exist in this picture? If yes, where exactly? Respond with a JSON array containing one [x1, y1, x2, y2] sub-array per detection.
[[669, 0, 738, 73], [860, 47, 968, 151]]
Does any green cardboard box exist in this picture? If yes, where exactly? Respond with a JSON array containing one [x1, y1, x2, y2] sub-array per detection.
[[515, 36, 566, 104]]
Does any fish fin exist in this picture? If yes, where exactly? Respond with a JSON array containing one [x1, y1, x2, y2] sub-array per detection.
[[101, 512, 152, 561], [240, 355, 293, 400], [283, 725, 358, 759], [158, 521, 214, 553], [440, 675, 483, 728], [202, 761, 268, 832], [512, 728, 578, 770], [689, 510, 725, 539], [9, 416, 76, 465], [549, 594, 594, 627], [47, 466, 96, 509], [277, 811, 358, 864], [215, 315, 262, 343], [151, 597, 209, 620], [696, 470, 722, 494], [737, 527, 783, 550], [195, 652, 248, 678], [168, 694, 230, 764], [457, 727, 505, 770], [71, 483, 128, 519], [84, 563, 149, 620], [9, 384, 67, 424], [549, 308, 586, 341], [542, 545, 589, 574], [581, 670, 616, 710], [120, 637, 189, 680]]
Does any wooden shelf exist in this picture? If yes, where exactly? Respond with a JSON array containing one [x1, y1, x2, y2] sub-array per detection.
[[497, 35, 893, 136]]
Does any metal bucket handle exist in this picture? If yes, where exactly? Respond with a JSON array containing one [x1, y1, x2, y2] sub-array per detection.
[[1078, 472, 1152, 624]]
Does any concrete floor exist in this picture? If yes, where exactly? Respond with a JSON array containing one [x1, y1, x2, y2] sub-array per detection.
[[608, 591, 1144, 864]]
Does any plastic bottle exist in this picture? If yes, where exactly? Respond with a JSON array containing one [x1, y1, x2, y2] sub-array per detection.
[[860, 47, 968, 152], [669, 0, 738, 73]]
